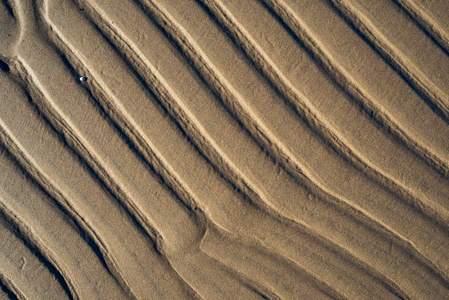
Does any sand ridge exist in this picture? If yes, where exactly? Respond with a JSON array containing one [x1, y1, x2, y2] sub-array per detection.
[[0, 0, 448, 299]]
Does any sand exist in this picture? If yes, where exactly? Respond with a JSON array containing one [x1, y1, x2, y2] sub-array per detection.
[[0, 0, 448, 299]]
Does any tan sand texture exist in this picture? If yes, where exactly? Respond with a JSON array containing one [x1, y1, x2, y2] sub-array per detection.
[[0, 0, 448, 298]]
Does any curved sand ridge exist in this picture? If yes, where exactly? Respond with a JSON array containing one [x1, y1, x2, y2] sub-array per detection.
[[0, 0, 448, 298]]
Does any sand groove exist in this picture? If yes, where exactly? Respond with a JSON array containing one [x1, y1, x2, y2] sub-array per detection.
[[200, 0, 449, 275], [393, 0, 449, 55], [261, 0, 449, 177], [262, 0, 449, 177], [0, 273, 25, 300], [46, 1, 374, 296], [38, 1, 298, 298], [1, 0, 448, 298], [0, 75, 131, 299], [329, 0, 449, 123], [140, 0, 449, 288], [37, 4, 406, 298]]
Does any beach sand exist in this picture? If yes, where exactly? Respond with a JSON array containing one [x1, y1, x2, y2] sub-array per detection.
[[0, 0, 449, 298]]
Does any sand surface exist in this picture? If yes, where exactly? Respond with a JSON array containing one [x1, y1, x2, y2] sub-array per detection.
[[0, 0, 449, 299]]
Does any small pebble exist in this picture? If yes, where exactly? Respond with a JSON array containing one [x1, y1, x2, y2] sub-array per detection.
[[79, 76, 87, 82]]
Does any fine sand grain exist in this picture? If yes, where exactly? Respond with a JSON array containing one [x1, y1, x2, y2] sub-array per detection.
[[0, 0, 448, 299]]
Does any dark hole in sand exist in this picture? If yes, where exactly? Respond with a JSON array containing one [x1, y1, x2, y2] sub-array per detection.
[[0, 60, 10, 72]]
